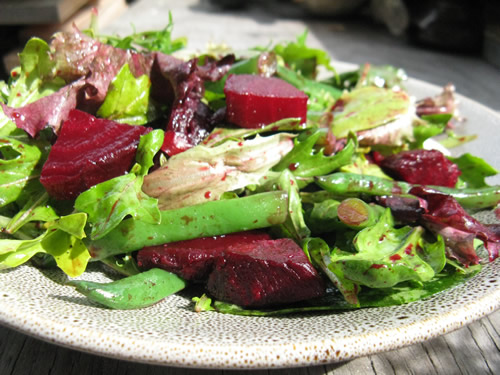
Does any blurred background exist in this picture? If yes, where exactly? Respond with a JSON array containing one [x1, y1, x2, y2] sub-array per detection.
[[1, 0, 499, 81]]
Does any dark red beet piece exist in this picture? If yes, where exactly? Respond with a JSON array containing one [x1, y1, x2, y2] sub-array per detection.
[[207, 238, 325, 307], [40, 109, 149, 200], [137, 231, 272, 281], [380, 149, 461, 187], [224, 74, 308, 128]]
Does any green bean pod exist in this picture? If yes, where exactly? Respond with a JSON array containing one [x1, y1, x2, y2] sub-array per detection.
[[315, 172, 500, 210], [68, 268, 186, 310], [89, 191, 289, 259]]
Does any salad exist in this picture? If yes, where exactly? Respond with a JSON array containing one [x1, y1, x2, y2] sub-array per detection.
[[0, 15, 499, 316]]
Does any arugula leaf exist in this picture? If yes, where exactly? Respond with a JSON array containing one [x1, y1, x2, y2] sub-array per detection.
[[0, 136, 42, 208], [4, 191, 57, 235], [273, 131, 357, 177], [332, 209, 446, 288], [95, 12, 186, 54], [97, 63, 154, 125], [449, 153, 498, 188], [0, 213, 89, 277], [75, 130, 163, 240], [273, 30, 336, 78]]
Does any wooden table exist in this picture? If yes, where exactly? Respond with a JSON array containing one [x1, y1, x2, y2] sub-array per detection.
[[1, 1, 499, 373]]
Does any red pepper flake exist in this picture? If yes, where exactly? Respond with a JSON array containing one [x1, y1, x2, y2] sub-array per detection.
[[11, 71, 18, 78], [238, 141, 244, 146], [389, 254, 402, 261], [204, 191, 212, 199], [288, 162, 299, 171], [370, 264, 386, 269]]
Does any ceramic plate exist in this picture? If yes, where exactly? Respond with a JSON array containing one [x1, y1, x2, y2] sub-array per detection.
[[0, 75, 499, 369]]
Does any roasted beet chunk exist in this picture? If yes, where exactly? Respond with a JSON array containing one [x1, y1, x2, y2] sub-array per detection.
[[207, 238, 325, 307], [379, 149, 461, 187], [224, 74, 308, 128], [137, 231, 271, 281], [40, 109, 149, 200]]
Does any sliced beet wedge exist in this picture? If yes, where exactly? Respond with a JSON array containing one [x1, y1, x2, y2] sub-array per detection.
[[206, 238, 325, 307], [137, 231, 272, 281], [224, 74, 308, 128], [379, 149, 461, 188], [40, 109, 149, 200]]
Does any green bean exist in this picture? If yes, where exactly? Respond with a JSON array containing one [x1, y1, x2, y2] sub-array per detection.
[[89, 191, 288, 259], [315, 172, 500, 210], [68, 268, 186, 310]]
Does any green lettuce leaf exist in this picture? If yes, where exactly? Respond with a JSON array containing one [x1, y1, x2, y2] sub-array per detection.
[[275, 169, 310, 241], [4, 191, 58, 235], [202, 117, 304, 148], [449, 153, 498, 188], [0, 136, 42, 208], [0, 213, 89, 277], [276, 65, 341, 113], [272, 30, 336, 77], [6, 38, 64, 108], [97, 63, 154, 125], [332, 209, 446, 288], [75, 130, 163, 239]]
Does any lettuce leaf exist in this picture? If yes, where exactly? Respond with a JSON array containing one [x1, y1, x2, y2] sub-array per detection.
[[142, 133, 294, 210], [74, 129, 163, 240], [307, 209, 446, 305], [449, 153, 498, 188], [97, 63, 154, 125], [0, 136, 43, 208], [0, 213, 89, 277]]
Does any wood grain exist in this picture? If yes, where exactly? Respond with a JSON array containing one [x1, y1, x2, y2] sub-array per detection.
[[0, 309, 498, 374]]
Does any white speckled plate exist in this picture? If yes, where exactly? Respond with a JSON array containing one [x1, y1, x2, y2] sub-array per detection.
[[0, 75, 499, 369]]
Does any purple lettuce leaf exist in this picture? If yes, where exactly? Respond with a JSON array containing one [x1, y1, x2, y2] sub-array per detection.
[[410, 186, 500, 265]]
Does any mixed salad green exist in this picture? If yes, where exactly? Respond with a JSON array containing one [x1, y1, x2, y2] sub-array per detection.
[[0, 16, 499, 315]]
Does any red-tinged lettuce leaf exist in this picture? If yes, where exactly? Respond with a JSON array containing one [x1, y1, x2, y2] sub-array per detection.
[[161, 57, 229, 156], [1, 79, 85, 137], [74, 130, 163, 240], [410, 187, 500, 265], [416, 83, 457, 117]]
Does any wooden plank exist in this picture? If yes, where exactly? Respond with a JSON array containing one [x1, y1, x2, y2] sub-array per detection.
[[0, 0, 89, 25], [19, 0, 129, 42], [2, 0, 128, 73]]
